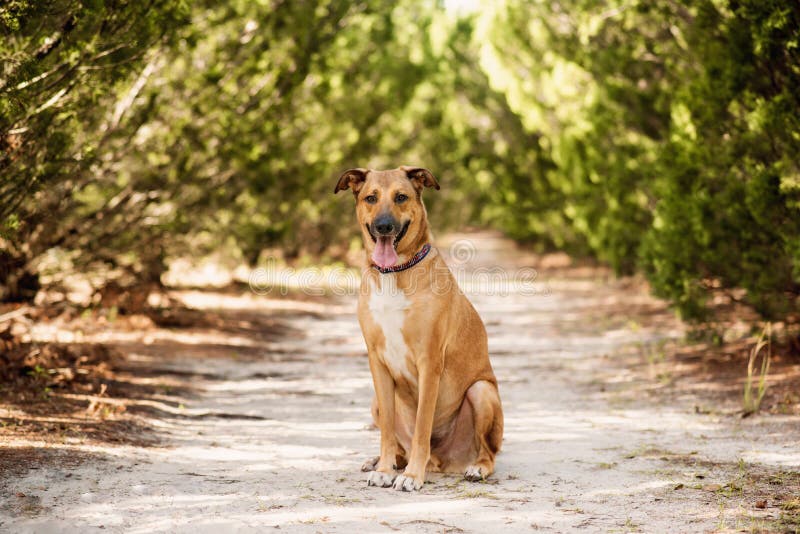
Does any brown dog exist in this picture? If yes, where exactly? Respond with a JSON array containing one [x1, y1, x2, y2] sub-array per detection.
[[334, 166, 503, 491]]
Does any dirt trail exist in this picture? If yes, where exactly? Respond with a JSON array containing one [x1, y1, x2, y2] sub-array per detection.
[[2, 232, 799, 533]]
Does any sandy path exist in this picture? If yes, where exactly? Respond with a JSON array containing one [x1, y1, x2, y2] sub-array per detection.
[[3, 233, 798, 533]]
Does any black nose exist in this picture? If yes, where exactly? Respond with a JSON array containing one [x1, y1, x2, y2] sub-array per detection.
[[373, 214, 396, 236]]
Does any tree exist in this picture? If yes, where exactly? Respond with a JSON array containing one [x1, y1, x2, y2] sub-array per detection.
[[0, 0, 188, 300], [487, 0, 800, 320]]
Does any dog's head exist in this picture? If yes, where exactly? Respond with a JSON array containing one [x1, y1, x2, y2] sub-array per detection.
[[334, 166, 440, 269]]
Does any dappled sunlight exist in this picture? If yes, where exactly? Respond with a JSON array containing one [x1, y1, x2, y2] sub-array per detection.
[[174, 289, 352, 315], [584, 479, 675, 498], [741, 449, 800, 467], [28, 321, 261, 349], [3, 233, 798, 532], [3, 0, 799, 530]]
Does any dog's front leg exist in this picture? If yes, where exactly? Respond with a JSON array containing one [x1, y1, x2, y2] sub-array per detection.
[[366, 357, 398, 488], [393, 359, 441, 491]]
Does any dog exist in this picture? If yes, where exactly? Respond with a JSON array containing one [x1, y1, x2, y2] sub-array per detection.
[[334, 165, 503, 491]]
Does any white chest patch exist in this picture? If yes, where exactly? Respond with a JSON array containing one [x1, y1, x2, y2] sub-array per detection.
[[368, 276, 415, 384]]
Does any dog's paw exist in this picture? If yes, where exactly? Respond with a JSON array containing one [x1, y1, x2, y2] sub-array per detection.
[[464, 465, 485, 482], [367, 470, 396, 487], [393, 473, 423, 492], [361, 456, 380, 472]]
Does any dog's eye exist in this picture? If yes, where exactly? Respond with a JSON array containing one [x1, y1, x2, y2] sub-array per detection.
[[395, 194, 408, 204], [364, 195, 378, 204]]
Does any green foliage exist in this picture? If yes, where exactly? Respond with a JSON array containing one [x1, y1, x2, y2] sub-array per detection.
[[1, 0, 798, 325], [638, 0, 800, 320], [490, 0, 800, 320], [0, 0, 189, 299], [135, 1, 438, 261]]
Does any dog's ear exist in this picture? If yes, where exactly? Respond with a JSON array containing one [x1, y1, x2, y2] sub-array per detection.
[[334, 168, 368, 195], [401, 166, 440, 191]]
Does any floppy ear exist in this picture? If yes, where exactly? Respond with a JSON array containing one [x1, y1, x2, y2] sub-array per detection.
[[400, 166, 440, 191], [334, 168, 368, 194]]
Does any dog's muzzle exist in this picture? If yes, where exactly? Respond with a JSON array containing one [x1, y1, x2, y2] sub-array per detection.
[[367, 216, 410, 246]]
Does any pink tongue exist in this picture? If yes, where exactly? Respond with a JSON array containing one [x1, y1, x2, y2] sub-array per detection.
[[372, 236, 399, 269]]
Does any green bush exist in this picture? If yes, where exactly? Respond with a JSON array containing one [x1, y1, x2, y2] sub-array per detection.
[[0, 0, 189, 299], [2, 0, 798, 325], [489, 0, 800, 321]]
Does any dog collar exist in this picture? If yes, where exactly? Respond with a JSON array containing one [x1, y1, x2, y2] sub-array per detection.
[[372, 243, 432, 274]]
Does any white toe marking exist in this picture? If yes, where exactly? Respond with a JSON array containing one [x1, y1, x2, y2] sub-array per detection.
[[464, 465, 484, 481], [367, 470, 396, 487], [392, 474, 422, 491]]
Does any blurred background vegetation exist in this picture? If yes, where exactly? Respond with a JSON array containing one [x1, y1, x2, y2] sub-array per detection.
[[1, 0, 798, 324]]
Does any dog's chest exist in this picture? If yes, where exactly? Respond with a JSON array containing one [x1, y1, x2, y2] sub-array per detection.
[[367, 276, 416, 384]]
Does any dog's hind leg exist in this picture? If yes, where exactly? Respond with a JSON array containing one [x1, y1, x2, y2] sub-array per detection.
[[464, 380, 503, 482]]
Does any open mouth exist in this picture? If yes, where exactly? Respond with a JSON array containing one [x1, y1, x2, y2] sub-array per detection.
[[365, 220, 409, 246], [368, 220, 410, 269]]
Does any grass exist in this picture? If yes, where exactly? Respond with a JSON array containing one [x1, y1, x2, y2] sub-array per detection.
[[779, 499, 800, 533], [705, 461, 800, 533], [458, 488, 498, 499], [743, 323, 771, 416], [637, 339, 673, 384], [624, 517, 642, 532], [606, 517, 642, 533], [297, 516, 330, 524], [595, 461, 617, 470], [623, 443, 676, 460], [781, 499, 800, 512], [321, 494, 361, 505], [716, 502, 728, 531]]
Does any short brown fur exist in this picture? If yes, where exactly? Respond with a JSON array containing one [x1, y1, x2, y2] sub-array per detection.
[[335, 166, 503, 491]]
